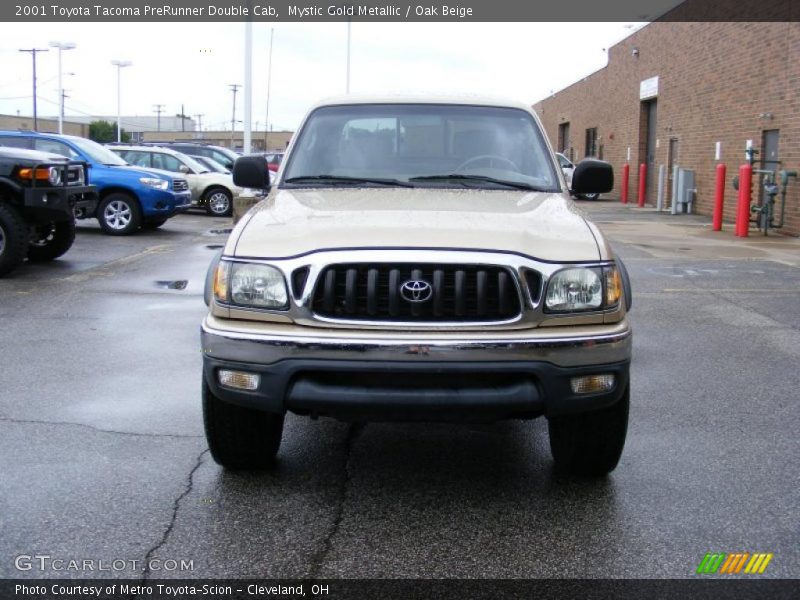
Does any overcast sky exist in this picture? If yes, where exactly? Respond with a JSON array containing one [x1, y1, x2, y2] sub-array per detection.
[[0, 21, 646, 132]]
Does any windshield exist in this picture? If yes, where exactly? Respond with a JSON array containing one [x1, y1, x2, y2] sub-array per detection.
[[195, 156, 228, 173], [282, 104, 559, 191], [174, 151, 210, 173], [68, 137, 128, 166]]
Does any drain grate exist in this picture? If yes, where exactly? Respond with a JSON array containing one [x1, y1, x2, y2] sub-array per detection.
[[155, 280, 188, 290]]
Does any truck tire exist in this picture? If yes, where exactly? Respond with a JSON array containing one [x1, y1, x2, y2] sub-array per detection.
[[204, 188, 233, 217], [0, 203, 28, 277], [548, 384, 629, 476], [98, 193, 141, 235], [27, 219, 76, 262], [202, 377, 284, 469]]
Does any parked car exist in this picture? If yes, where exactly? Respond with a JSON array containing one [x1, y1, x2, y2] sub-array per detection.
[[142, 142, 240, 171], [0, 132, 191, 234], [0, 146, 97, 276], [201, 96, 631, 476], [190, 155, 230, 174], [108, 144, 246, 217], [558, 152, 599, 200], [263, 152, 284, 172]]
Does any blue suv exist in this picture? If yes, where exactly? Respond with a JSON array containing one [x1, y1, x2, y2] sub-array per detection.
[[0, 131, 192, 235]]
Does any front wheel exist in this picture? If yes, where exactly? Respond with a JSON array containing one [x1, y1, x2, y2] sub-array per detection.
[[578, 192, 600, 201], [202, 377, 284, 469], [141, 218, 168, 230], [27, 219, 76, 262], [548, 384, 629, 476], [97, 194, 141, 235], [204, 188, 233, 217], [0, 203, 28, 276]]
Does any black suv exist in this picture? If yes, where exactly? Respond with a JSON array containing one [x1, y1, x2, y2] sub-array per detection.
[[0, 146, 97, 276]]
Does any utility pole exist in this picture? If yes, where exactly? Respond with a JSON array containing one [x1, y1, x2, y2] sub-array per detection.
[[229, 84, 240, 148], [19, 48, 49, 131], [194, 114, 204, 137], [175, 104, 190, 132], [153, 104, 165, 132], [264, 27, 274, 150], [111, 60, 132, 142]]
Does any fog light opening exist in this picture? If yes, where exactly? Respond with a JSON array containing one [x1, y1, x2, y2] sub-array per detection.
[[570, 374, 615, 395], [218, 369, 260, 391]]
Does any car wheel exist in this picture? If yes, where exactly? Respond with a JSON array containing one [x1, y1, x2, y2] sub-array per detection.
[[548, 384, 629, 476], [204, 188, 233, 217], [27, 219, 76, 262], [0, 203, 28, 277], [202, 377, 284, 469], [98, 194, 141, 235], [141, 218, 168, 230], [578, 192, 600, 201]]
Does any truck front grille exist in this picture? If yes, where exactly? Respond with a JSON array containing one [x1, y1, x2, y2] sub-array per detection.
[[311, 263, 521, 322], [172, 179, 189, 192]]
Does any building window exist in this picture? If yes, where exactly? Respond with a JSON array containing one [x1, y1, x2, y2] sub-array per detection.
[[558, 122, 570, 154], [585, 128, 598, 157]]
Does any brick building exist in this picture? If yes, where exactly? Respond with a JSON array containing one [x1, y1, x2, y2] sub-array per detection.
[[533, 18, 800, 235]]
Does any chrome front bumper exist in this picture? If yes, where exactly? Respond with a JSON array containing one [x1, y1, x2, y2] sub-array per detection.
[[201, 316, 632, 420], [201, 315, 632, 368]]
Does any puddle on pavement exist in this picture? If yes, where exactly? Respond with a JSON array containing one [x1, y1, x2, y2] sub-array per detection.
[[154, 280, 189, 290]]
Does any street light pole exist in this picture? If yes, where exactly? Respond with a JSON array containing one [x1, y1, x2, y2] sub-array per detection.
[[111, 60, 132, 143], [264, 27, 274, 149], [346, 20, 351, 94], [49, 42, 76, 134]]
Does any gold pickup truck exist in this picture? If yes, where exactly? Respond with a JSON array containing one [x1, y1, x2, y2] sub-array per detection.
[[201, 96, 632, 476]]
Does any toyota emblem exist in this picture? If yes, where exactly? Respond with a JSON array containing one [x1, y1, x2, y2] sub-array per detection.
[[400, 280, 433, 303]]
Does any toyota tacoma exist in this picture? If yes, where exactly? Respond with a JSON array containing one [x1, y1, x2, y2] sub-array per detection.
[[201, 97, 632, 475]]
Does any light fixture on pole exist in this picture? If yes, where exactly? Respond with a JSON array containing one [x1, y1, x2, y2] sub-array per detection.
[[110, 60, 132, 143], [49, 41, 76, 134]]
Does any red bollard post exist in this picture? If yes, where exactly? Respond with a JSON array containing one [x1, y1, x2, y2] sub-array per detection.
[[712, 163, 726, 231], [735, 163, 752, 237], [637, 163, 647, 207], [621, 164, 630, 204]]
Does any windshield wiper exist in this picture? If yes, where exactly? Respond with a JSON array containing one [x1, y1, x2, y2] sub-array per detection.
[[409, 174, 546, 191], [284, 175, 414, 188]]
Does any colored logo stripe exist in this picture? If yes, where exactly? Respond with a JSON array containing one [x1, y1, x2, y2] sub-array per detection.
[[696, 552, 773, 575]]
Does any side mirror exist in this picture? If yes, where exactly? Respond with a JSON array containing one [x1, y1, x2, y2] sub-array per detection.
[[233, 155, 271, 190], [179, 165, 191, 174], [571, 159, 613, 194]]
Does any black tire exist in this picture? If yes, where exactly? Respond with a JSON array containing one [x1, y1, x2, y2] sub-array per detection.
[[0, 203, 28, 277], [97, 193, 142, 235], [202, 377, 284, 469], [141, 218, 168, 230], [579, 192, 600, 201], [548, 385, 629, 476], [27, 219, 76, 262], [203, 188, 233, 217]]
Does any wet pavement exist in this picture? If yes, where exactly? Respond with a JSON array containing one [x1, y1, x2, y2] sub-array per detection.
[[0, 205, 798, 580]]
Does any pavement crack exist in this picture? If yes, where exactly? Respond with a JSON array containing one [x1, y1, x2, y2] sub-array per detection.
[[306, 422, 365, 579], [142, 449, 209, 581], [0, 416, 202, 439]]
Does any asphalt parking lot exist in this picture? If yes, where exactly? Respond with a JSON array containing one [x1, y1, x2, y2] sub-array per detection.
[[1, 204, 798, 581]]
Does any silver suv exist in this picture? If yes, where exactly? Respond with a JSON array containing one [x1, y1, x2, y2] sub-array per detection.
[[201, 96, 631, 475]]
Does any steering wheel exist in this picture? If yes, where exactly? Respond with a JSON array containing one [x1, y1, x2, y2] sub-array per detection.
[[454, 154, 520, 172]]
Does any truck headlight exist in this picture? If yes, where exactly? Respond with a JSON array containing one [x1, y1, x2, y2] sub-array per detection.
[[214, 261, 288, 310], [47, 167, 61, 185], [545, 265, 622, 313], [139, 177, 169, 190]]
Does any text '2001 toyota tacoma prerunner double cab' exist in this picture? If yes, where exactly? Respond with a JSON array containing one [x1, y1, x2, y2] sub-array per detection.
[[201, 97, 632, 476]]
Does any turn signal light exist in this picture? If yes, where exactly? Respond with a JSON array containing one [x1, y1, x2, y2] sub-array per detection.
[[218, 369, 260, 391], [570, 374, 615, 395]]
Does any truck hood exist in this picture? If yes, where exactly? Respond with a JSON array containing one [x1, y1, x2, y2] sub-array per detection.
[[232, 187, 600, 262]]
